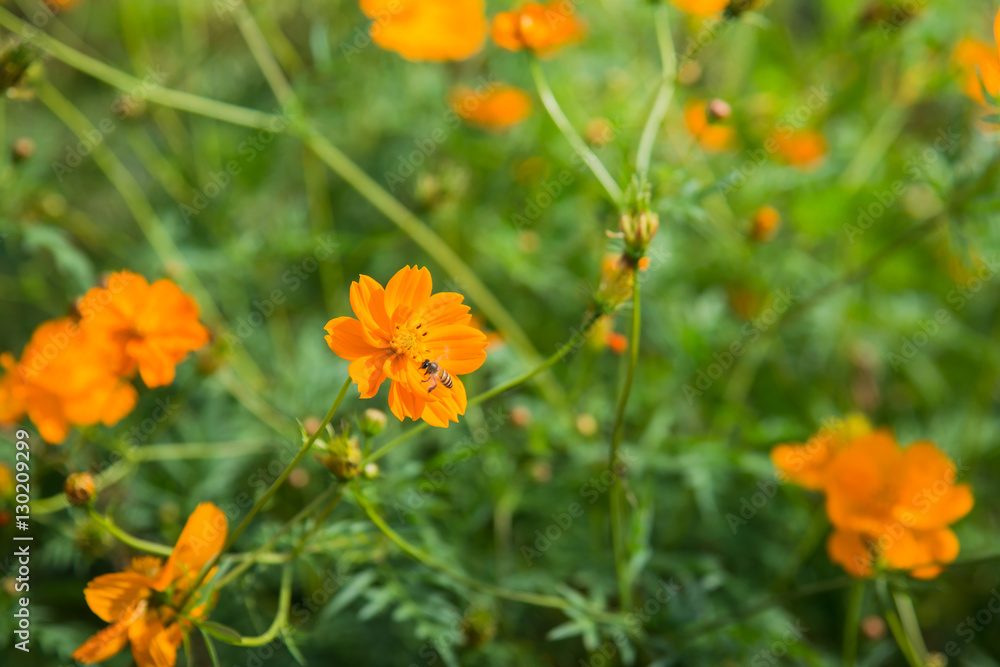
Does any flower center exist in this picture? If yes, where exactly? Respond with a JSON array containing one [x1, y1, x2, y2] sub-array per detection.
[[390, 324, 426, 361]]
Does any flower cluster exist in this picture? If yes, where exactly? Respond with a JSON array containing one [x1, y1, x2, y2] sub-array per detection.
[[772, 416, 974, 579], [73, 503, 227, 667], [0, 271, 209, 443]]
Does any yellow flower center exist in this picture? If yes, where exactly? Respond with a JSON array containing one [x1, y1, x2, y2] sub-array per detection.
[[390, 323, 427, 361]]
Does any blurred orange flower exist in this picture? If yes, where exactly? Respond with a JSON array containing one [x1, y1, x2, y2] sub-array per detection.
[[325, 266, 488, 427], [359, 0, 487, 61], [670, 0, 728, 15], [773, 419, 974, 579], [0, 319, 137, 444], [450, 84, 532, 131], [952, 38, 1000, 104], [769, 128, 826, 169], [73, 503, 227, 667], [684, 99, 736, 152], [491, 2, 585, 55], [749, 205, 781, 242], [78, 271, 210, 388]]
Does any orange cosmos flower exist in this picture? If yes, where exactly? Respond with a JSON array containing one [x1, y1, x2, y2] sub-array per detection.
[[450, 84, 533, 131], [360, 0, 487, 62], [73, 503, 228, 667], [670, 0, 728, 15], [771, 414, 871, 491], [769, 128, 826, 170], [773, 420, 974, 579], [749, 205, 781, 242], [325, 266, 488, 427], [78, 271, 210, 388], [0, 318, 137, 444], [684, 99, 736, 152], [952, 38, 1000, 104], [491, 2, 585, 55]]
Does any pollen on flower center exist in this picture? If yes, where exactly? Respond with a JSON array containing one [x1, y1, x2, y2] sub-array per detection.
[[390, 325, 425, 359]]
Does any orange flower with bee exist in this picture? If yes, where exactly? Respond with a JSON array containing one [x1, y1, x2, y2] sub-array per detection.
[[73, 503, 228, 667], [324, 266, 488, 427]]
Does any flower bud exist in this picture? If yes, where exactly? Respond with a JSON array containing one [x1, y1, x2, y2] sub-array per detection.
[[749, 205, 781, 242], [595, 254, 636, 311], [64, 472, 96, 506], [12, 137, 35, 162], [363, 462, 380, 479], [316, 433, 362, 481], [360, 409, 388, 437], [619, 210, 660, 258], [706, 98, 732, 123]]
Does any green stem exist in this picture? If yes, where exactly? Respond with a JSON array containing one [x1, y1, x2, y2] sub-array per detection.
[[0, 7, 277, 130], [87, 507, 173, 557], [203, 564, 293, 646], [232, 0, 295, 105], [609, 278, 641, 610], [893, 589, 929, 662], [213, 484, 341, 590], [365, 308, 608, 464], [875, 577, 925, 667], [180, 377, 352, 608], [843, 580, 865, 667], [353, 485, 620, 621], [530, 58, 623, 205], [635, 5, 677, 175]]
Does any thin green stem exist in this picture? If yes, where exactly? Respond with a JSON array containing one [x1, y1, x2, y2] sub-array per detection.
[[635, 5, 677, 175], [87, 507, 173, 557], [893, 589, 929, 662], [875, 577, 925, 667], [609, 279, 641, 610], [843, 580, 865, 667], [180, 377, 352, 608], [0, 7, 277, 129], [202, 564, 293, 646], [199, 628, 223, 667], [232, 0, 295, 105], [353, 485, 620, 621], [365, 308, 608, 464], [213, 484, 341, 590], [530, 58, 623, 205]]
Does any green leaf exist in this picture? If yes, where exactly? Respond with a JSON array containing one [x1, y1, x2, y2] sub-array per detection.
[[199, 621, 244, 643]]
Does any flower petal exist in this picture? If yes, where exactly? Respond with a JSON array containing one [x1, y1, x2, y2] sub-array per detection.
[[827, 529, 873, 578], [424, 325, 488, 375], [384, 266, 433, 319], [83, 572, 154, 623], [153, 503, 227, 592], [350, 276, 393, 344], [348, 355, 389, 399], [325, 317, 386, 361]]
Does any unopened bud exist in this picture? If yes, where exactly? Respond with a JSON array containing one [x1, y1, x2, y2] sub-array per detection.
[[363, 462, 380, 479], [316, 434, 362, 481], [64, 472, 96, 506], [360, 409, 387, 437], [707, 98, 732, 123], [749, 205, 781, 242], [12, 137, 35, 161], [619, 210, 660, 257]]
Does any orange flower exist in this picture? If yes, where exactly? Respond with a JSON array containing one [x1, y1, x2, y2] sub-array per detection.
[[771, 415, 871, 491], [73, 503, 228, 667], [670, 0, 728, 15], [450, 84, 532, 131], [773, 420, 974, 579], [769, 128, 826, 170], [605, 331, 628, 354], [360, 0, 487, 61], [952, 38, 1000, 104], [684, 99, 736, 152], [749, 206, 781, 242], [491, 2, 585, 55], [325, 266, 488, 427], [0, 319, 137, 444], [78, 271, 210, 388]]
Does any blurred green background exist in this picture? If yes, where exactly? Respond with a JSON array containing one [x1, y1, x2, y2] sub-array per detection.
[[1, 0, 1000, 664]]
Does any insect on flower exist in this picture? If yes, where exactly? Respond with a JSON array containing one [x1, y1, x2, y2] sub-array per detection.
[[325, 266, 488, 427]]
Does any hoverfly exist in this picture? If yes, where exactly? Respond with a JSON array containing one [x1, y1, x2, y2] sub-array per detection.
[[419, 359, 453, 393]]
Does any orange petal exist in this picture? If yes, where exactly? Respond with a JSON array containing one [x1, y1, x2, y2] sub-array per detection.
[[348, 354, 389, 399], [324, 317, 386, 361], [149, 624, 183, 667], [350, 276, 393, 343], [127, 610, 166, 667], [384, 266, 433, 319], [84, 572, 154, 623], [423, 325, 488, 375], [893, 442, 974, 529], [770, 436, 836, 490], [153, 503, 227, 592], [413, 292, 472, 329], [827, 529, 874, 578], [74, 599, 148, 664]]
